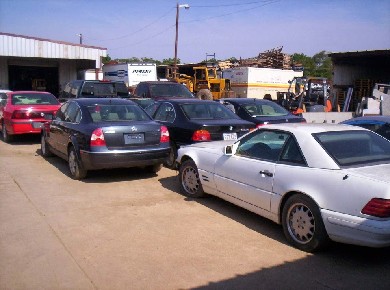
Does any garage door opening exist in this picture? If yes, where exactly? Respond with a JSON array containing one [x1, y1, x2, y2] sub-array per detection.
[[8, 65, 59, 96]]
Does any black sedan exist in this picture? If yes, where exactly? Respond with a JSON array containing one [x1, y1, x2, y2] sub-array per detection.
[[340, 115, 390, 140], [219, 98, 306, 127], [144, 98, 256, 168], [41, 98, 171, 179]]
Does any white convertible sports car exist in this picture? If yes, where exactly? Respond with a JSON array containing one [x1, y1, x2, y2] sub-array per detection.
[[176, 123, 390, 252]]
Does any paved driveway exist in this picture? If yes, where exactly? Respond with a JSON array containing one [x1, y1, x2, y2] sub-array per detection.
[[1, 135, 389, 289]]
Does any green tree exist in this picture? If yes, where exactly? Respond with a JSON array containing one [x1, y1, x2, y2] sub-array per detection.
[[161, 58, 179, 65], [312, 51, 332, 79]]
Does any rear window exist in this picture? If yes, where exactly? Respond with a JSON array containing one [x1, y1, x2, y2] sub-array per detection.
[[87, 104, 151, 122], [314, 130, 390, 167], [80, 82, 128, 97], [149, 84, 194, 98], [11, 93, 59, 105], [181, 102, 240, 120]]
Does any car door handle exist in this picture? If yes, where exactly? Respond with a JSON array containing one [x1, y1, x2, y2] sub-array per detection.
[[259, 170, 273, 177]]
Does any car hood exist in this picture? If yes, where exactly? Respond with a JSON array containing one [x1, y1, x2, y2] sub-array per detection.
[[347, 163, 390, 184]]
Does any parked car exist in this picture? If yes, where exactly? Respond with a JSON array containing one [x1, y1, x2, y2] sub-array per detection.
[[0, 91, 61, 142], [58, 80, 129, 102], [340, 116, 390, 140], [219, 98, 306, 127], [145, 98, 256, 168], [176, 123, 390, 252], [41, 98, 170, 179], [133, 81, 195, 100]]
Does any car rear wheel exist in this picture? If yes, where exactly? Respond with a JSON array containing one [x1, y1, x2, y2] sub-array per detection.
[[196, 89, 213, 100], [68, 146, 87, 180], [179, 159, 204, 198], [40, 134, 53, 157], [164, 142, 177, 169], [282, 194, 330, 252], [2, 121, 12, 143]]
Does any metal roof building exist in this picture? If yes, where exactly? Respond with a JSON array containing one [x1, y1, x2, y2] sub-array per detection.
[[0, 32, 107, 96]]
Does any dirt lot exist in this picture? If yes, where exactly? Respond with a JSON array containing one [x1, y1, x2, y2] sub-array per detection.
[[1, 135, 389, 290]]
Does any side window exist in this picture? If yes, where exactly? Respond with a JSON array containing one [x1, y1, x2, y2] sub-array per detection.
[[70, 81, 81, 98], [0, 93, 7, 106], [154, 103, 175, 122], [135, 83, 147, 98], [64, 102, 80, 123], [236, 130, 289, 162], [279, 136, 306, 165], [55, 102, 69, 121]]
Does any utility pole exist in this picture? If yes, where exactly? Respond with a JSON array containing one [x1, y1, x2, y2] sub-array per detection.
[[174, 3, 189, 77]]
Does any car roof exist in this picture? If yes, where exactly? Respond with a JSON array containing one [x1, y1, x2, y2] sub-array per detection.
[[73, 98, 136, 105], [9, 91, 53, 94], [341, 116, 390, 123], [262, 122, 367, 134], [153, 98, 214, 104], [138, 81, 179, 85], [221, 98, 273, 104]]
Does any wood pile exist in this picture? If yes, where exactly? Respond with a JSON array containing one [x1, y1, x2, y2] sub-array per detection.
[[238, 47, 293, 69]]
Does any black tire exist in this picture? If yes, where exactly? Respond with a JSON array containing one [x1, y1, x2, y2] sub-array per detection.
[[179, 159, 204, 198], [282, 194, 330, 252], [68, 146, 87, 180], [196, 89, 213, 100], [146, 163, 163, 174], [164, 142, 177, 169], [2, 121, 12, 143], [40, 133, 53, 157]]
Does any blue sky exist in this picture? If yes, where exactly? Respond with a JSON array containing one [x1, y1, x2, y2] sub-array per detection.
[[1, 0, 389, 63]]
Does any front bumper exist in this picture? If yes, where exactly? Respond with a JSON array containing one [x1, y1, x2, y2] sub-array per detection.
[[322, 209, 390, 248], [79, 148, 170, 170]]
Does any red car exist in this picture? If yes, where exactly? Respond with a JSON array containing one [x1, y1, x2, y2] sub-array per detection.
[[0, 91, 61, 142]]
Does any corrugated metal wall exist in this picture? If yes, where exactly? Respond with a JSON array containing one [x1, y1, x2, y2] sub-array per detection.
[[0, 34, 106, 63]]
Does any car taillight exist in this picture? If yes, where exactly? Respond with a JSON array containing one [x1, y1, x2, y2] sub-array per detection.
[[90, 128, 106, 147], [256, 124, 265, 128], [192, 130, 211, 141], [361, 198, 390, 218], [12, 110, 30, 119], [160, 126, 169, 143]]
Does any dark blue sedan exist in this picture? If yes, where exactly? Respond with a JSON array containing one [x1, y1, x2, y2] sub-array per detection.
[[341, 115, 390, 141], [41, 98, 171, 179], [219, 98, 306, 127], [145, 98, 256, 168]]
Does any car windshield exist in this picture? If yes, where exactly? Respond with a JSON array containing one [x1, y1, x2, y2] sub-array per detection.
[[314, 130, 390, 167], [11, 93, 59, 105], [87, 104, 151, 122], [81, 82, 128, 97], [242, 102, 289, 117], [149, 84, 194, 98], [181, 102, 240, 120]]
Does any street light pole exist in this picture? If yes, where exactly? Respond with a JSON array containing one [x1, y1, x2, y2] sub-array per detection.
[[174, 3, 189, 78]]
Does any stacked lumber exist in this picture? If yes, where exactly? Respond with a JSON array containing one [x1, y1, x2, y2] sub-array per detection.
[[238, 47, 293, 69], [354, 79, 379, 98]]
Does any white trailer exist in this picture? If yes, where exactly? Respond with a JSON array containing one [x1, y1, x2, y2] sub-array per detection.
[[222, 67, 303, 100], [77, 69, 103, 80], [102, 63, 157, 88]]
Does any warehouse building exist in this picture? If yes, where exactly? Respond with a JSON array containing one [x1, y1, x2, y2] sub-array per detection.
[[0, 32, 107, 96]]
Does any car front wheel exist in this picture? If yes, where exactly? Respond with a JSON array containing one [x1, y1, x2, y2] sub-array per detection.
[[68, 146, 87, 180], [179, 159, 204, 198], [282, 194, 330, 252]]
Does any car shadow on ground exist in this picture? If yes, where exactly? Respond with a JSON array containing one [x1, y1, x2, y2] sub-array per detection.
[[159, 174, 390, 263], [36, 148, 161, 183], [1, 134, 41, 145]]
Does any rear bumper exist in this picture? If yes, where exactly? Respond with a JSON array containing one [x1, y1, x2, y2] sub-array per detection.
[[322, 209, 390, 248], [7, 120, 45, 135], [79, 148, 170, 170]]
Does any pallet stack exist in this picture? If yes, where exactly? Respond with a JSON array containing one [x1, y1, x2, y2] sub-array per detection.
[[354, 79, 379, 99], [238, 47, 293, 69]]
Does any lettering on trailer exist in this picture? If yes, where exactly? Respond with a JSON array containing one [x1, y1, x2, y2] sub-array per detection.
[[104, 70, 128, 78], [132, 70, 152, 74]]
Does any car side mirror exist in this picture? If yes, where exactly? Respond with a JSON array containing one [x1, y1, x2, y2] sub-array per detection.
[[224, 145, 233, 155]]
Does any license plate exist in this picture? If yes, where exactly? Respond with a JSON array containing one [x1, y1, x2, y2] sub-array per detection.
[[223, 133, 237, 140], [32, 122, 44, 129], [124, 133, 145, 144]]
